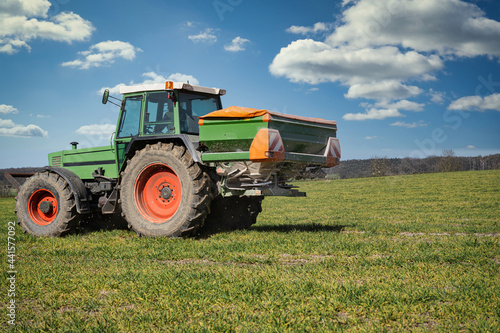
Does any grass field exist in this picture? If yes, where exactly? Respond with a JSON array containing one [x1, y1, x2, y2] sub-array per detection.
[[1, 170, 499, 332]]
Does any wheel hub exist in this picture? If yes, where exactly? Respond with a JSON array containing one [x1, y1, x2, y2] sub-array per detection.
[[160, 186, 172, 200], [39, 200, 53, 214]]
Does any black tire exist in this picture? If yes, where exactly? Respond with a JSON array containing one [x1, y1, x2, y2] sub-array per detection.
[[202, 196, 263, 233], [15, 172, 79, 237], [120, 142, 212, 237]]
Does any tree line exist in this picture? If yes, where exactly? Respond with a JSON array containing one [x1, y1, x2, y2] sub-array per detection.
[[326, 152, 500, 180]]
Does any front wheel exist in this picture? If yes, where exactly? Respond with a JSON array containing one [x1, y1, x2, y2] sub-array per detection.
[[120, 143, 212, 237], [16, 172, 79, 237]]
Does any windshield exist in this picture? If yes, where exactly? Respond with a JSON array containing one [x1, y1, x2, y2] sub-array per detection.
[[178, 92, 221, 134]]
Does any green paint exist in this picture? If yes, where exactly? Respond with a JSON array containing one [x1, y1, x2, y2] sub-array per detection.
[[48, 146, 118, 180], [199, 113, 337, 161]]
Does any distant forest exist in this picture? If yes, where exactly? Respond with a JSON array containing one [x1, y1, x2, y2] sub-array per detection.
[[317, 152, 500, 180], [1, 152, 499, 193]]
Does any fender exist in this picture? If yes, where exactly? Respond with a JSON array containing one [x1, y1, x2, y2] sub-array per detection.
[[45, 166, 90, 214], [125, 134, 201, 163]]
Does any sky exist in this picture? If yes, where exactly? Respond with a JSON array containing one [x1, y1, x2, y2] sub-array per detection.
[[1, 0, 499, 168]]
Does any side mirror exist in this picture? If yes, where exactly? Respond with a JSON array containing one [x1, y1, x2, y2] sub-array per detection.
[[102, 89, 110, 104]]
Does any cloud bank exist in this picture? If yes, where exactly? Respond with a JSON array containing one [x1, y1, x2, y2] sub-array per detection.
[[0, 0, 94, 54], [270, 0, 500, 120], [0, 117, 48, 137]]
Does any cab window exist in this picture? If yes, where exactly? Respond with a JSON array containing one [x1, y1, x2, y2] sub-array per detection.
[[143, 92, 174, 134], [117, 96, 142, 138], [178, 92, 221, 134]]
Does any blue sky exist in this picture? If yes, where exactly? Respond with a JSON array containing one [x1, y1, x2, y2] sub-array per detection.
[[1, 0, 499, 168]]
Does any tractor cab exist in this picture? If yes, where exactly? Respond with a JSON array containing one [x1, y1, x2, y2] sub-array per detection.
[[113, 81, 225, 138], [108, 81, 225, 170]]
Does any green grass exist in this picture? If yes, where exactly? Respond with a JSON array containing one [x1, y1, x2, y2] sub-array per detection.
[[1, 170, 499, 332]]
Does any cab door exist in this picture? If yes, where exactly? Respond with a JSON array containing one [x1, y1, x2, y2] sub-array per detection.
[[115, 95, 143, 170]]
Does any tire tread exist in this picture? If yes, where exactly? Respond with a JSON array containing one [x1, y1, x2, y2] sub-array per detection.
[[120, 143, 212, 237]]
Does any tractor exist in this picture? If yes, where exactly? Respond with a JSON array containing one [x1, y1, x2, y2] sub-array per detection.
[[14, 81, 341, 237]]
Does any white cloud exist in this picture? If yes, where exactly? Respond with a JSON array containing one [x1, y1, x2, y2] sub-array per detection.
[[224, 36, 250, 52], [326, 0, 500, 59], [99, 72, 200, 95], [345, 81, 423, 100], [351, 98, 424, 121], [0, 0, 94, 54], [139, 71, 169, 85], [166, 73, 200, 86], [270, 41, 442, 87], [76, 124, 115, 136], [374, 99, 424, 111], [0, 0, 51, 17], [365, 136, 377, 140], [188, 28, 217, 43], [62, 40, 142, 69], [448, 93, 500, 112], [430, 89, 446, 104], [466, 145, 476, 149], [390, 120, 427, 128], [0, 117, 48, 137], [286, 22, 331, 35], [343, 108, 403, 121], [99, 83, 127, 96], [0, 104, 18, 114], [342, 0, 355, 7], [0, 119, 16, 127], [0, 38, 30, 54]]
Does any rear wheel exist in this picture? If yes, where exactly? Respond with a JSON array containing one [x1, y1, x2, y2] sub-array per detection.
[[16, 172, 79, 237], [120, 142, 212, 237]]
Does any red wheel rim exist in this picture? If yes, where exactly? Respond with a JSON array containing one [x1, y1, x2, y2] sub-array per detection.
[[134, 163, 182, 223], [28, 189, 58, 226]]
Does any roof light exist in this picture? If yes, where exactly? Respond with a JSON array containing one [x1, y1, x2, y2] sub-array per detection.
[[165, 81, 174, 90], [219, 89, 226, 95]]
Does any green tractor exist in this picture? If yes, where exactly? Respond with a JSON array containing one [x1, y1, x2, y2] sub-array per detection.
[[15, 81, 341, 237]]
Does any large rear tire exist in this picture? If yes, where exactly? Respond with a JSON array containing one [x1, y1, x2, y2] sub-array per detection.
[[16, 172, 79, 237], [120, 142, 212, 237]]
